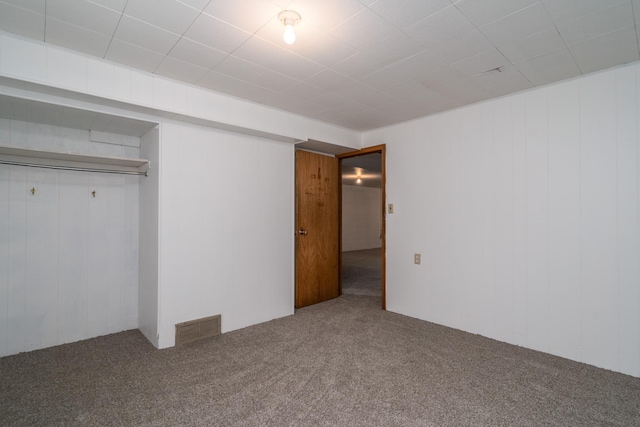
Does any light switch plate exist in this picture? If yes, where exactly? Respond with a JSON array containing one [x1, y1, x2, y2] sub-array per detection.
[[388, 203, 394, 214]]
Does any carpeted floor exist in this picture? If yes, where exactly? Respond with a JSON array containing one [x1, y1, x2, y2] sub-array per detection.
[[1, 294, 639, 426], [342, 248, 382, 296]]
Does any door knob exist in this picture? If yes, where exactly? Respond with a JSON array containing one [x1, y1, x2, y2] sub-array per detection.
[[298, 229, 308, 235]]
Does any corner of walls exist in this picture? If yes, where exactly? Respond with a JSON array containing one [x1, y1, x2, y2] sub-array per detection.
[[155, 120, 295, 350], [370, 61, 640, 378]]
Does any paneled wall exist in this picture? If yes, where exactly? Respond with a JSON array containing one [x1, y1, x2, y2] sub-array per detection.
[[364, 63, 640, 377], [342, 185, 382, 252], [138, 126, 160, 347], [156, 120, 294, 348], [0, 119, 139, 357]]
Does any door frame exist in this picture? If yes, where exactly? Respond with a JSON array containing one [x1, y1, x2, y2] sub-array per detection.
[[336, 144, 386, 309]]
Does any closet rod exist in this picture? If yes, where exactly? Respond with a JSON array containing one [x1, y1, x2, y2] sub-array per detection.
[[0, 159, 148, 176]]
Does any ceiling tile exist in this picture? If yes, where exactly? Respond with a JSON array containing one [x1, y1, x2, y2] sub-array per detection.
[[480, 3, 555, 45], [327, 93, 374, 113], [0, 0, 45, 13], [360, 65, 411, 91], [113, 15, 180, 55], [311, 109, 362, 129], [490, 27, 565, 64], [88, 0, 128, 12], [266, 52, 324, 80], [304, 69, 355, 91], [286, 0, 366, 31], [369, 0, 451, 27], [47, 0, 122, 36], [105, 39, 166, 73], [339, 81, 398, 107], [212, 55, 268, 81], [177, 0, 210, 11], [183, 13, 252, 53], [45, 17, 111, 57], [225, 36, 281, 68], [329, 8, 399, 51], [359, 32, 425, 69], [294, 33, 358, 67], [424, 75, 490, 105], [434, 26, 494, 65], [542, 0, 628, 23], [453, 0, 539, 27], [203, 0, 280, 33], [413, 63, 469, 87], [384, 50, 448, 82], [385, 80, 458, 113], [556, 2, 634, 46], [288, 84, 345, 108], [0, 2, 45, 41], [569, 26, 640, 74], [451, 49, 510, 78], [1, 0, 638, 132], [471, 65, 532, 96], [168, 38, 227, 70], [405, 5, 474, 49], [514, 48, 581, 86], [155, 56, 209, 83], [123, 0, 200, 35], [252, 70, 301, 92], [331, 50, 386, 79]]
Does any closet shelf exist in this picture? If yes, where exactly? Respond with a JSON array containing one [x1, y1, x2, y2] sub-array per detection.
[[0, 145, 150, 174]]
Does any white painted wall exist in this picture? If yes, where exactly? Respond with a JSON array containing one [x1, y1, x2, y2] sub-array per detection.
[[0, 33, 361, 150], [342, 185, 382, 252], [363, 63, 640, 377], [156, 120, 294, 348], [0, 119, 139, 357], [0, 32, 357, 353], [138, 125, 160, 347]]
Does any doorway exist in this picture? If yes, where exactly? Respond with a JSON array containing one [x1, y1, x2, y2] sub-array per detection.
[[338, 145, 386, 309]]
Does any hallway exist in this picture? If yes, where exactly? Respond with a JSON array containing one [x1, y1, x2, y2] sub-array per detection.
[[341, 248, 382, 297]]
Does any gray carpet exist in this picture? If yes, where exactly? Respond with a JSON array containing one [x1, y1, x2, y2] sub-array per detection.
[[342, 248, 382, 296], [1, 294, 639, 426]]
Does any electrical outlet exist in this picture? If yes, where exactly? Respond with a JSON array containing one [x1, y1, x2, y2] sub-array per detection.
[[414, 253, 421, 264], [388, 203, 394, 214]]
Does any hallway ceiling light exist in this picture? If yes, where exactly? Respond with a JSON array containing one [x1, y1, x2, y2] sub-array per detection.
[[278, 10, 301, 45]]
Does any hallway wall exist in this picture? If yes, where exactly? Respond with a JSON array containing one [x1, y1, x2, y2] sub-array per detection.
[[342, 185, 382, 251]]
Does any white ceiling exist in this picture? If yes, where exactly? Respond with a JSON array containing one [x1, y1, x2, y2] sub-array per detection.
[[0, 0, 639, 132]]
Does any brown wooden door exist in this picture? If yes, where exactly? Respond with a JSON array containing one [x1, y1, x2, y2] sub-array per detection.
[[295, 150, 340, 308]]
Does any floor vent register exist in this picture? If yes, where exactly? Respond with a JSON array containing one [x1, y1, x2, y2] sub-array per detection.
[[175, 314, 221, 346]]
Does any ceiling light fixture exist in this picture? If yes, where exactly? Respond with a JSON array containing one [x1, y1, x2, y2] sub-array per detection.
[[278, 10, 301, 45]]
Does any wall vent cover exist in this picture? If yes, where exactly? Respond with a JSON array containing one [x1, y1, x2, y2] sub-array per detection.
[[175, 314, 221, 346]]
